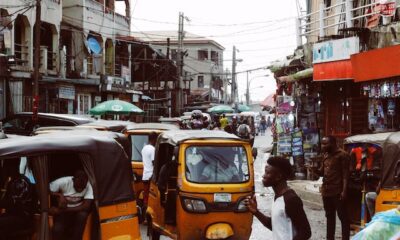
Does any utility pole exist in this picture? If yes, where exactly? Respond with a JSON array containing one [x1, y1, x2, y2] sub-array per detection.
[[231, 45, 236, 105], [33, 0, 41, 123], [246, 71, 250, 106], [175, 12, 184, 116]]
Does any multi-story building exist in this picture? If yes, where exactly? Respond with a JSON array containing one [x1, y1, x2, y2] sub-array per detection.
[[0, 0, 136, 117], [0, 0, 63, 118], [134, 31, 227, 105]]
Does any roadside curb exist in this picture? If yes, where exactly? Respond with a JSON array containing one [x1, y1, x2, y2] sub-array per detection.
[[288, 180, 323, 210]]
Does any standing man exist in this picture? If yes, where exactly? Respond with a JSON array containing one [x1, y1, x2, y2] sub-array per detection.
[[49, 170, 93, 240], [142, 132, 157, 208], [315, 136, 351, 240], [245, 156, 311, 240]]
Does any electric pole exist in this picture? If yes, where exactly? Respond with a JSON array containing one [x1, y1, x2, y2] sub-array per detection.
[[175, 12, 184, 116], [33, 0, 41, 123], [231, 45, 237, 105]]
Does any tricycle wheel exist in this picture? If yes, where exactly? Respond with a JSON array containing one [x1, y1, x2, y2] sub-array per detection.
[[147, 217, 160, 240]]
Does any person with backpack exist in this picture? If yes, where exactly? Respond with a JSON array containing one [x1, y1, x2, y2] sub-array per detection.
[[0, 166, 35, 238]]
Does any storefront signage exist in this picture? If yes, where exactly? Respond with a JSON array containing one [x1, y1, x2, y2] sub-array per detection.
[[313, 37, 360, 64], [58, 86, 75, 100]]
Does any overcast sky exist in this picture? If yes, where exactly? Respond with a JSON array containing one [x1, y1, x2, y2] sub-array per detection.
[[116, 0, 305, 102]]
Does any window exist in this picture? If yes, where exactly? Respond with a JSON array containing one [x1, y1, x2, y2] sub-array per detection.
[[211, 51, 219, 65], [77, 94, 91, 115], [198, 76, 204, 88], [130, 135, 149, 162], [198, 49, 208, 61], [185, 146, 249, 183]]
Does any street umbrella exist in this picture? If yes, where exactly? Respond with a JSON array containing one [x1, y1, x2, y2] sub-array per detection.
[[207, 105, 234, 114], [238, 104, 251, 112], [89, 100, 144, 115]]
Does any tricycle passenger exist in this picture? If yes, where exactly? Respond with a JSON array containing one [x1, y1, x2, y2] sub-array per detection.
[[49, 170, 93, 240], [200, 158, 240, 182]]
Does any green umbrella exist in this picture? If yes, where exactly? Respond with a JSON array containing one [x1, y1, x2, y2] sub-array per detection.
[[238, 104, 251, 112], [89, 100, 144, 115], [207, 105, 234, 114]]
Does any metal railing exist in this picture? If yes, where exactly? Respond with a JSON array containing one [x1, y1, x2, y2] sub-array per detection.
[[298, 0, 400, 44], [14, 43, 29, 67]]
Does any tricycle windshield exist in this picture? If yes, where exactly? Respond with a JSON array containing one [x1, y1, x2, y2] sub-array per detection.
[[185, 146, 249, 183], [130, 135, 149, 162]]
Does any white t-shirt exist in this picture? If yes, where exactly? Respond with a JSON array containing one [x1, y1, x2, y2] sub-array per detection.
[[142, 144, 155, 181], [50, 176, 94, 208], [271, 195, 295, 240]]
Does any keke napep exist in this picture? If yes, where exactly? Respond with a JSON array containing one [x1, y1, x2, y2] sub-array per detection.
[[376, 131, 400, 213], [0, 130, 141, 240], [124, 123, 179, 212], [146, 130, 256, 240]]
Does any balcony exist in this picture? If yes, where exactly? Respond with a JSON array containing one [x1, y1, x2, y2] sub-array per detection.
[[10, 43, 31, 72], [298, 0, 400, 44], [63, 0, 130, 36]]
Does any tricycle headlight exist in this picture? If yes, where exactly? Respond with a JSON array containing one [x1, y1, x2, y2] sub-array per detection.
[[182, 197, 207, 213]]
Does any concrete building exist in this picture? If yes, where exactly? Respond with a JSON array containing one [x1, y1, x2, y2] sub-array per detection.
[[134, 31, 227, 105], [0, 0, 134, 117]]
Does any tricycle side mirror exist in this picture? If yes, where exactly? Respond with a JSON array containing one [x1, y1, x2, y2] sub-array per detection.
[[252, 148, 258, 160]]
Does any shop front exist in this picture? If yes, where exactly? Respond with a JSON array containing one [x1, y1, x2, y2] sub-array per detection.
[[352, 44, 400, 132], [313, 36, 366, 144]]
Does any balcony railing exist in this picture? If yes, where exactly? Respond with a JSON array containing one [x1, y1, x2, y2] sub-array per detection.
[[14, 43, 29, 67], [297, 0, 400, 44]]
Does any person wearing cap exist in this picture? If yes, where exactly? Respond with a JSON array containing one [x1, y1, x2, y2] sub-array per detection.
[[244, 156, 311, 240]]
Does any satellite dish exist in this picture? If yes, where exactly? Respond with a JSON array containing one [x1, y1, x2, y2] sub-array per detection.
[[87, 37, 102, 54]]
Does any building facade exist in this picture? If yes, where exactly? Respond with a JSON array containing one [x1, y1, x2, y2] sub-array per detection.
[[134, 31, 227, 105]]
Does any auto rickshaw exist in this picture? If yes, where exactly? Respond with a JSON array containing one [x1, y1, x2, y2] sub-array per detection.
[[0, 130, 141, 240], [146, 130, 256, 240], [343, 132, 392, 227], [375, 131, 400, 213], [124, 123, 179, 214]]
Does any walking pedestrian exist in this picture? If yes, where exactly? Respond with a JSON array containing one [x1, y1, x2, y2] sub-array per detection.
[[313, 136, 351, 240], [245, 156, 311, 240], [260, 116, 267, 136]]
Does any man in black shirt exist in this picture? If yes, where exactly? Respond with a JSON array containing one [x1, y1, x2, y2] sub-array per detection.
[[245, 156, 311, 240], [314, 136, 350, 240]]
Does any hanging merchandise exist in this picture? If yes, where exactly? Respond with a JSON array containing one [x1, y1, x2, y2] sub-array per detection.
[[292, 130, 304, 157], [277, 134, 292, 154], [388, 99, 396, 116]]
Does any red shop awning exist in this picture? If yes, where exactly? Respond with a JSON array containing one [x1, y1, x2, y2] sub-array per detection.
[[351, 45, 400, 82], [313, 60, 353, 81]]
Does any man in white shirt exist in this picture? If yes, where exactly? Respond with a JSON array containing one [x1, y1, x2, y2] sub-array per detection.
[[141, 132, 157, 208], [49, 170, 93, 240]]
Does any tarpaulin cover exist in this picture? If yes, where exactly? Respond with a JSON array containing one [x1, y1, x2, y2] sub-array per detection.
[[381, 132, 400, 189]]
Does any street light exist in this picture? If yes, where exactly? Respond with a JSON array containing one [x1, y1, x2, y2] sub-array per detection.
[[246, 74, 269, 105]]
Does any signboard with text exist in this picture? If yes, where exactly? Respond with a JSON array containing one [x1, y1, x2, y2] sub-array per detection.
[[313, 37, 360, 64], [58, 86, 75, 100]]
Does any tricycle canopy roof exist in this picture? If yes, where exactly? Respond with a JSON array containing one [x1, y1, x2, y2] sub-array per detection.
[[158, 130, 241, 146], [381, 131, 400, 189], [0, 130, 134, 206], [125, 122, 179, 131], [343, 132, 394, 146], [78, 120, 135, 132]]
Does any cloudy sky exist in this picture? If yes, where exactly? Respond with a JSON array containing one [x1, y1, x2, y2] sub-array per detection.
[[116, 0, 305, 102]]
